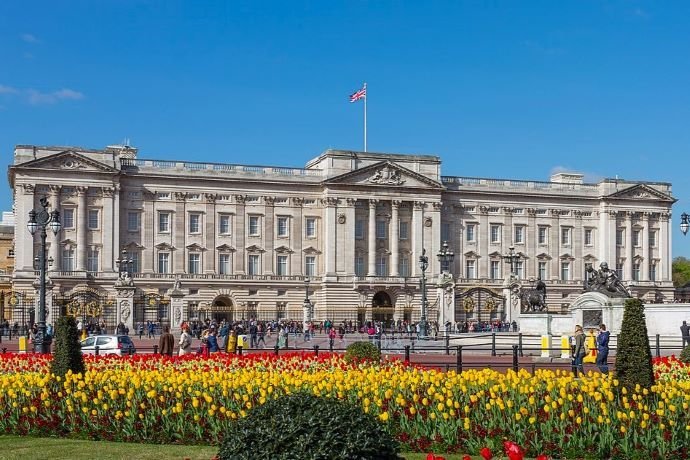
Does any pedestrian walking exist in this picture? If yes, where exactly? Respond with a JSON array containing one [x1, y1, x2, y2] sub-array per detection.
[[158, 326, 175, 356], [595, 324, 610, 374], [573, 325, 586, 374], [178, 324, 192, 356], [681, 320, 690, 348]]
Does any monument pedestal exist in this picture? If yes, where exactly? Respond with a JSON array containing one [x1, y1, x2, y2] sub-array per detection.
[[115, 286, 136, 335], [517, 313, 552, 335]]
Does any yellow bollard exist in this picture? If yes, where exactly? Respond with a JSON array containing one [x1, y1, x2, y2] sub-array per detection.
[[560, 335, 571, 359], [81, 329, 87, 340], [583, 330, 597, 363], [540, 335, 551, 358], [18, 336, 27, 354]]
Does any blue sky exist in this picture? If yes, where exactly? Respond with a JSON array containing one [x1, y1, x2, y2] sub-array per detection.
[[1, 1, 689, 256]]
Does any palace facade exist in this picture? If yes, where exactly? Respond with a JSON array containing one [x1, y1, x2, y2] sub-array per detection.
[[7, 144, 676, 330]]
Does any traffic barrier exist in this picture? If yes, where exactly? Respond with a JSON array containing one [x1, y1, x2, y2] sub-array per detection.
[[541, 335, 551, 358]]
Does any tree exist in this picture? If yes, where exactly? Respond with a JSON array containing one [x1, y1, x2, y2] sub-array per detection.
[[615, 298, 654, 390], [672, 257, 690, 287], [50, 315, 85, 377]]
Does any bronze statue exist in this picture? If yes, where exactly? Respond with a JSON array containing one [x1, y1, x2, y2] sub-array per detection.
[[583, 262, 630, 298], [517, 278, 547, 313]]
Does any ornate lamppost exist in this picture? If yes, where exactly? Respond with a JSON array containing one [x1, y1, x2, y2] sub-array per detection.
[[681, 213, 689, 236], [27, 197, 61, 353], [502, 245, 521, 279], [436, 241, 455, 328], [436, 241, 455, 274], [303, 277, 313, 338], [115, 248, 134, 285], [419, 249, 429, 338]]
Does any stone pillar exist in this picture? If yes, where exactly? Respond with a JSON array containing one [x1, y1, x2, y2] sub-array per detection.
[[48, 185, 61, 271], [322, 197, 337, 276], [113, 184, 121, 273], [234, 195, 246, 274], [169, 286, 186, 333], [660, 212, 670, 281], [527, 208, 537, 277], [598, 205, 609, 264], [608, 210, 618, 270], [291, 198, 303, 275], [204, 193, 216, 274], [337, 199, 356, 274], [102, 187, 114, 272], [478, 206, 489, 278], [625, 211, 633, 281], [549, 209, 560, 280], [76, 186, 88, 271], [412, 201, 425, 276], [642, 212, 650, 280], [430, 202, 442, 277], [264, 196, 275, 274], [17, 184, 36, 271], [115, 286, 136, 335], [437, 280, 455, 326], [174, 192, 186, 273], [367, 199, 377, 276], [390, 200, 401, 276], [572, 211, 583, 281], [142, 191, 154, 273]]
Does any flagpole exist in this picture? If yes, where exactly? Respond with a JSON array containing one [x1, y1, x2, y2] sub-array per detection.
[[363, 82, 367, 152]]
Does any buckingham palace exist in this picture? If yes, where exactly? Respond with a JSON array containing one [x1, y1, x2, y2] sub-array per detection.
[[6, 144, 676, 332]]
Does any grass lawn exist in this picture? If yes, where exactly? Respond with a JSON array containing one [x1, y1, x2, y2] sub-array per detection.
[[0, 436, 475, 459]]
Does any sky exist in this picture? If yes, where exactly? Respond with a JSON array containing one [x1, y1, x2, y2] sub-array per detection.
[[1, 1, 689, 256]]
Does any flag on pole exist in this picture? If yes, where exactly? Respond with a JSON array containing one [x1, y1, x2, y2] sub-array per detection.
[[349, 84, 366, 102]]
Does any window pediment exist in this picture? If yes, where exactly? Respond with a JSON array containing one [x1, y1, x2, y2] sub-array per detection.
[[275, 245, 293, 254], [155, 242, 175, 251], [464, 251, 480, 259], [186, 243, 206, 252], [536, 253, 552, 260], [246, 244, 265, 253], [216, 244, 236, 252], [303, 246, 322, 255]]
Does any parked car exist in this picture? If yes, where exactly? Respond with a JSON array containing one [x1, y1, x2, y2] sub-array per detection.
[[80, 335, 136, 356]]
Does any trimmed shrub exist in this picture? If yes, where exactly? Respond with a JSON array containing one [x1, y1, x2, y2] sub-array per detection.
[[615, 298, 654, 389], [50, 315, 85, 377], [680, 345, 690, 364], [344, 341, 381, 363], [218, 392, 401, 460]]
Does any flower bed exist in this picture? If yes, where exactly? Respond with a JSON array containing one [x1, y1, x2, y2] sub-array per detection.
[[0, 353, 689, 458]]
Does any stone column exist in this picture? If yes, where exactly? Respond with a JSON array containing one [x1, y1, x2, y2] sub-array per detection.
[[625, 211, 633, 281], [412, 201, 425, 276], [174, 192, 186, 273], [527, 208, 537, 277], [115, 286, 136, 334], [76, 186, 88, 271], [598, 205, 609, 264], [234, 195, 246, 274], [48, 185, 61, 271], [367, 199, 377, 276], [430, 202, 442, 277], [291, 198, 303, 275], [322, 197, 338, 276], [549, 209, 560, 280], [390, 200, 401, 276], [17, 184, 36, 271], [572, 211, 583, 281], [169, 286, 186, 333], [609, 211, 618, 269], [660, 212, 671, 281], [113, 184, 121, 273], [142, 191, 155, 273], [264, 196, 275, 274], [437, 281, 455, 326], [205, 193, 216, 274], [102, 187, 114, 272], [478, 206, 489, 279], [642, 212, 650, 280]]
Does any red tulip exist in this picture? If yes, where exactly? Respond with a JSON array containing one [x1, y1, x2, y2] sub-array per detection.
[[536, 455, 549, 460], [480, 447, 493, 460], [463, 456, 472, 460]]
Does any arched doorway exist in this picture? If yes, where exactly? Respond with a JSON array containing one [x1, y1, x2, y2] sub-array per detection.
[[371, 291, 394, 325], [207, 296, 234, 323]]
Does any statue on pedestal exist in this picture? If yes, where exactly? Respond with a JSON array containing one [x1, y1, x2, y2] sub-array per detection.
[[584, 262, 630, 298]]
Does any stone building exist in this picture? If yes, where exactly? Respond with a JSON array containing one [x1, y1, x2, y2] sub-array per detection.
[[7, 144, 676, 332]]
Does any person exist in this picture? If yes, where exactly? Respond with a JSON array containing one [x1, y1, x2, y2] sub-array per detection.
[[147, 321, 155, 339], [158, 326, 175, 356], [178, 324, 192, 356], [206, 328, 220, 353], [596, 324, 610, 374], [257, 323, 266, 348], [328, 326, 336, 350], [573, 325, 586, 374], [681, 320, 690, 348], [137, 322, 144, 340]]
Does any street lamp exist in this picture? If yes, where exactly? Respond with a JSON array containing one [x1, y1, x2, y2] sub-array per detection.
[[503, 245, 521, 278], [303, 277, 313, 338], [680, 212, 689, 236], [27, 196, 61, 353], [419, 249, 429, 338], [115, 248, 134, 281], [436, 240, 455, 273]]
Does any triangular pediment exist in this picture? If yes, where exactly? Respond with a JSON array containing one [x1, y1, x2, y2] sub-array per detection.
[[488, 251, 502, 258], [155, 242, 175, 251], [303, 246, 322, 255], [464, 251, 480, 258], [607, 184, 675, 202], [583, 253, 597, 261], [14, 150, 119, 174], [536, 253, 552, 260], [324, 161, 444, 190], [123, 241, 145, 250], [186, 243, 206, 252], [246, 244, 265, 252], [274, 245, 293, 254], [216, 244, 236, 252], [560, 253, 575, 261]]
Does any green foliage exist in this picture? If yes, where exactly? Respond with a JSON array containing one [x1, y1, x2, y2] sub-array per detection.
[[615, 298, 654, 390], [50, 315, 85, 377], [218, 392, 401, 460], [672, 256, 690, 288], [680, 345, 690, 364], [344, 341, 381, 363]]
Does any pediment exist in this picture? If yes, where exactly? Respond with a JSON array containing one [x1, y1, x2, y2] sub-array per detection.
[[583, 253, 598, 261], [464, 251, 480, 258], [274, 245, 293, 254], [560, 253, 575, 261], [488, 251, 502, 258], [536, 253, 552, 260], [216, 244, 236, 252], [15, 150, 118, 174], [60, 238, 77, 249], [303, 246, 322, 255], [186, 243, 206, 252], [155, 242, 175, 250], [246, 244, 265, 253], [123, 241, 145, 250], [324, 160, 444, 190], [606, 184, 675, 202]]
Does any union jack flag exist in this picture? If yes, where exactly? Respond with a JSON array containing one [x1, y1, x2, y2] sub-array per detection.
[[349, 84, 366, 102]]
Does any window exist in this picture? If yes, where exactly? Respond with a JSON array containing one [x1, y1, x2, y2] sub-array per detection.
[[249, 216, 260, 236], [399, 256, 410, 277], [158, 253, 170, 273], [490, 260, 500, 279], [63, 209, 75, 229], [515, 261, 524, 279], [88, 210, 99, 230], [561, 262, 570, 280], [633, 263, 640, 281], [399, 221, 409, 240], [87, 248, 99, 272], [219, 253, 230, 275], [538, 261, 547, 280], [355, 220, 364, 240], [615, 263, 623, 279], [305, 218, 316, 238], [277, 217, 289, 237], [355, 255, 365, 276], [219, 215, 231, 234], [514, 225, 524, 244], [649, 230, 657, 247], [616, 229, 624, 246], [187, 253, 201, 273], [276, 255, 288, 276], [633, 230, 641, 247], [189, 214, 201, 234], [584, 228, 593, 246], [158, 213, 170, 233], [62, 248, 75, 271], [376, 220, 387, 239], [490, 224, 501, 243], [466, 224, 476, 242], [248, 254, 260, 275], [305, 256, 316, 276], [561, 227, 571, 246], [441, 223, 450, 242], [375, 255, 387, 276], [538, 226, 548, 245], [130, 251, 140, 273], [650, 263, 657, 281], [465, 260, 476, 279], [127, 212, 140, 232]]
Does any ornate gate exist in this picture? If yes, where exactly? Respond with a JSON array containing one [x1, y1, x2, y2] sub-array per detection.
[[55, 288, 117, 334], [134, 292, 170, 333], [454, 287, 504, 324], [6, 291, 35, 335]]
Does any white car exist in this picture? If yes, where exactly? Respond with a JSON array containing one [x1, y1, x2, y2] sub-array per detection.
[[80, 335, 137, 356]]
